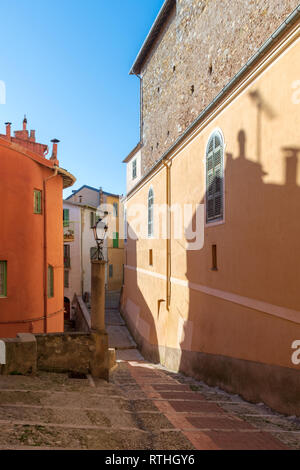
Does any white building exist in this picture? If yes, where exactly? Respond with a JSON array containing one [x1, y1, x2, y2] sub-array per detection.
[[63, 185, 124, 318]]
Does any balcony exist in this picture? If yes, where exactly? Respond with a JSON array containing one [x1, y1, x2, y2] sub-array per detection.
[[63, 221, 75, 242]]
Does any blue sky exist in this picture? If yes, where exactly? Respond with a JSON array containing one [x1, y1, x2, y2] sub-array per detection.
[[0, 0, 164, 198]]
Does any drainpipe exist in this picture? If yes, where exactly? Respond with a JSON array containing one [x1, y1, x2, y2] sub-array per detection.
[[43, 166, 58, 333], [80, 207, 84, 296], [163, 160, 172, 310]]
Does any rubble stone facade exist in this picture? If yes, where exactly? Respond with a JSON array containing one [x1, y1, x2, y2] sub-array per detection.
[[139, 0, 299, 175]]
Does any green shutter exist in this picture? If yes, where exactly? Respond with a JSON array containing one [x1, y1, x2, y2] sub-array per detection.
[[34, 190, 42, 214], [206, 134, 223, 222], [63, 209, 69, 227], [47, 265, 54, 298], [0, 261, 7, 297], [113, 232, 119, 248]]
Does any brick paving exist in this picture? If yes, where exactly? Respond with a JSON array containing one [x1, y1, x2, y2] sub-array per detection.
[[0, 357, 299, 449], [112, 360, 297, 450]]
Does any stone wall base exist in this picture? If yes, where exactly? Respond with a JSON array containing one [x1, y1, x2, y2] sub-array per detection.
[[0, 331, 110, 380]]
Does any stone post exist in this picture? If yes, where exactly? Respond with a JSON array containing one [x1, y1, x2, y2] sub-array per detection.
[[91, 260, 106, 332]]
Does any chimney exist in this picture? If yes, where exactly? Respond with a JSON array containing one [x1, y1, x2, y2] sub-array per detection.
[[5, 122, 11, 140], [50, 138, 60, 165], [23, 115, 27, 131], [30, 130, 36, 142]]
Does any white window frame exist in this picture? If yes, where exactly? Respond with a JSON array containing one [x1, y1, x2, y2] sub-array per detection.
[[204, 128, 226, 227], [132, 159, 137, 180], [148, 186, 154, 238]]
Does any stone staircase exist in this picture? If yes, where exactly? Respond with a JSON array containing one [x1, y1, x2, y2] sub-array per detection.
[[105, 291, 143, 361], [0, 361, 298, 449], [0, 290, 298, 449]]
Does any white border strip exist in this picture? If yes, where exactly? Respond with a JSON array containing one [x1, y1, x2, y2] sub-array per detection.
[[125, 265, 300, 324]]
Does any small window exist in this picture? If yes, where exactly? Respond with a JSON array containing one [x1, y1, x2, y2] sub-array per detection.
[[34, 190, 42, 214], [0, 261, 7, 297], [47, 265, 54, 298], [90, 211, 96, 228], [113, 232, 119, 248], [63, 209, 69, 227], [132, 159, 137, 179], [206, 131, 224, 223], [113, 202, 118, 217], [212, 245, 218, 270], [109, 264, 113, 278], [148, 187, 154, 237], [64, 244, 70, 268], [149, 249, 153, 266], [64, 270, 69, 288]]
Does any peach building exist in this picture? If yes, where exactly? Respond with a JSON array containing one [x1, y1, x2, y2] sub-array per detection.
[[0, 118, 75, 338], [121, 5, 300, 415]]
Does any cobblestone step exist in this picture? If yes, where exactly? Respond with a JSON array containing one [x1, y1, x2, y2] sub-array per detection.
[[0, 339, 299, 449]]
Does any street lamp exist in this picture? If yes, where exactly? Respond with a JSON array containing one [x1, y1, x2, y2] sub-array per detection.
[[92, 211, 109, 260]]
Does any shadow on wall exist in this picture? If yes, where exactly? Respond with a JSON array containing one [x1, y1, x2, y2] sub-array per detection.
[[121, 122, 300, 414], [180, 129, 300, 414]]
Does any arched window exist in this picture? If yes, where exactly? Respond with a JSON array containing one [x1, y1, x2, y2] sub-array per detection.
[[206, 131, 224, 223], [148, 187, 154, 237]]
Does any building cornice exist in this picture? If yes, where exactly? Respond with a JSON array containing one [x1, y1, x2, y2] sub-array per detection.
[[123, 142, 142, 163], [0, 135, 76, 189]]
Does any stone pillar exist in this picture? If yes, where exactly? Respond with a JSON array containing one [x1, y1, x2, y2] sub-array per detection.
[[91, 260, 106, 332]]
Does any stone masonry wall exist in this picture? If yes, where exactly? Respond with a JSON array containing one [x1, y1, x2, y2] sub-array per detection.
[[140, 0, 299, 175]]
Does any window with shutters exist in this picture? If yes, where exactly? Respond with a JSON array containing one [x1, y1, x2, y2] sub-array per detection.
[[90, 211, 96, 228], [206, 131, 224, 223], [63, 209, 69, 227], [34, 190, 42, 214], [132, 159, 137, 179], [113, 202, 118, 217], [0, 261, 7, 297], [148, 187, 154, 237], [64, 244, 71, 268], [113, 232, 119, 248], [47, 265, 54, 298], [64, 270, 69, 288]]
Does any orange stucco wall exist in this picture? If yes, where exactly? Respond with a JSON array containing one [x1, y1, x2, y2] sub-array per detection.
[[0, 139, 64, 337], [122, 28, 300, 373]]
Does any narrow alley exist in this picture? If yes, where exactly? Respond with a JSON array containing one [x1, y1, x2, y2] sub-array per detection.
[[0, 301, 299, 450]]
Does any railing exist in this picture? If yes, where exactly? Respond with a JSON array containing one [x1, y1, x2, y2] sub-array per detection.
[[63, 222, 75, 242], [72, 295, 91, 333]]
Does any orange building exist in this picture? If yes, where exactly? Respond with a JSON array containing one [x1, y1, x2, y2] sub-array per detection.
[[0, 118, 75, 338]]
